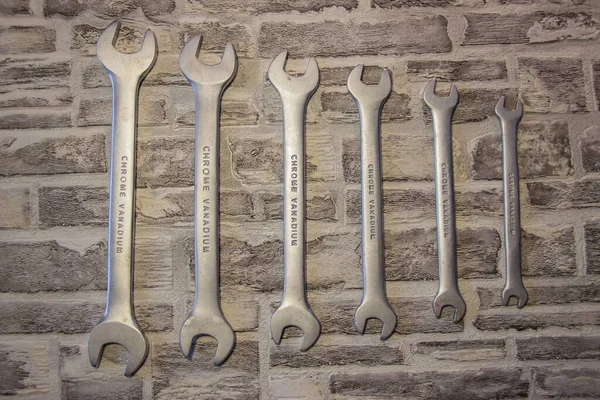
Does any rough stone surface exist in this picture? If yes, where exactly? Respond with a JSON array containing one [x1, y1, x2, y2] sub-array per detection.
[[424, 88, 516, 124], [270, 344, 402, 368], [137, 137, 194, 187], [321, 91, 411, 123], [39, 186, 108, 228], [585, 221, 600, 274], [0, 59, 70, 90], [479, 283, 600, 309], [0, 26, 55, 54], [186, 0, 358, 13], [415, 340, 506, 362], [517, 336, 600, 360], [594, 63, 600, 111], [0, 341, 50, 396], [522, 226, 576, 276], [407, 60, 508, 82], [0, 0, 30, 15], [474, 310, 600, 331], [581, 126, 600, 172], [0, 188, 30, 228], [79, 96, 167, 127], [181, 22, 254, 58], [0, 110, 72, 130], [527, 179, 600, 209], [532, 367, 600, 398], [61, 378, 142, 400]]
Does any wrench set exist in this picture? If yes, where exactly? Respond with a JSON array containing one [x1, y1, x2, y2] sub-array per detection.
[[89, 21, 528, 375]]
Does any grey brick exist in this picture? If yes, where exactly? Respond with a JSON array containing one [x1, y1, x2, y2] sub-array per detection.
[[72, 24, 172, 54], [519, 57, 586, 113], [0, 135, 106, 176], [527, 179, 600, 209], [474, 310, 600, 331], [229, 137, 282, 185], [346, 188, 434, 224], [261, 192, 336, 221], [0, 59, 70, 90], [594, 63, 600, 110], [137, 137, 194, 187], [320, 66, 384, 86], [39, 186, 108, 228], [407, 60, 507, 82], [330, 368, 528, 398], [78, 96, 167, 127], [270, 373, 323, 399], [532, 367, 600, 398], [374, 0, 476, 7], [415, 339, 506, 362], [174, 99, 259, 127], [470, 120, 572, 180], [258, 192, 284, 220], [585, 221, 600, 274], [581, 126, 600, 171], [181, 22, 254, 58], [45, 0, 86, 16], [321, 91, 411, 123], [184, 297, 259, 332], [0, 90, 72, 108], [270, 344, 402, 368], [61, 378, 142, 400], [0, 110, 72, 130], [47, 0, 175, 20], [259, 18, 451, 58], [463, 12, 599, 46], [186, 0, 357, 13], [0, 26, 55, 54], [517, 336, 600, 360], [0, 188, 30, 228], [522, 226, 576, 276], [0, 342, 50, 396], [479, 283, 600, 309], [456, 187, 503, 216], [0, 0, 31, 15]]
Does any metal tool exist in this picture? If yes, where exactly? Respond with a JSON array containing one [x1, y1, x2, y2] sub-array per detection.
[[347, 65, 397, 339], [422, 79, 466, 323], [495, 96, 528, 308], [268, 51, 320, 351], [178, 36, 237, 365], [88, 20, 157, 376]]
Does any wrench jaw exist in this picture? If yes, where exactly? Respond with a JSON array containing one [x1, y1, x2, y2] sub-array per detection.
[[495, 96, 523, 123], [96, 20, 157, 80], [179, 36, 237, 89], [433, 291, 466, 323], [502, 285, 529, 308], [354, 298, 397, 340], [88, 320, 148, 377], [179, 313, 236, 366], [422, 79, 459, 111], [267, 51, 319, 99], [347, 65, 392, 107], [270, 304, 321, 352]]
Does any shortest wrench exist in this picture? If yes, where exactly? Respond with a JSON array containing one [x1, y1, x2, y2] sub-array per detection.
[[422, 79, 466, 323], [347, 65, 397, 340], [495, 96, 528, 308]]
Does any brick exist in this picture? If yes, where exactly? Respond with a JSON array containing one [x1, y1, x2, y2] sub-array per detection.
[[306, 133, 337, 182], [517, 336, 600, 360], [39, 186, 107, 228], [72, 24, 172, 54], [174, 99, 259, 127], [474, 310, 600, 331], [0, 110, 71, 130], [346, 188, 433, 224], [463, 12, 599, 46], [186, 0, 357, 13], [45, 0, 86, 16], [330, 368, 528, 398], [137, 137, 194, 187], [62, 378, 142, 400], [186, 298, 259, 332], [375, 0, 484, 6], [585, 221, 600, 274], [0, 59, 70, 90], [181, 22, 253, 58], [47, 0, 175, 19], [527, 179, 600, 209], [532, 367, 600, 398], [581, 126, 600, 171], [0, 342, 50, 396], [424, 88, 515, 124], [386, 227, 500, 281], [0, 26, 55, 54], [59, 343, 149, 379], [0, 135, 106, 176], [138, 0, 176, 18], [522, 226, 576, 276], [407, 60, 507, 82], [0, 0, 31, 15], [259, 18, 451, 58], [78, 95, 167, 127], [499, 0, 592, 3], [320, 66, 384, 86], [152, 341, 259, 399], [595, 63, 600, 110], [456, 187, 503, 216], [478, 283, 600, 309], [270, 373, 323, 399], [0, 90, 72, 108], [518, 57, 586, 113], [343, 135, 434, 184], [306, 233, 362, 289], [469, 120, 572, 180], [0, 188, 29, 228], [262, 192, 336, 221], [229, 137, 282, 185], [0, 300, 172, 334], [321, 91, 411, 123], [258, 192, 283, 220], [270, 344, 402, 368], [415, 339, 506, 362]]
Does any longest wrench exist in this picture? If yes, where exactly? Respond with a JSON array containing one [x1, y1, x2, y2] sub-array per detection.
[[422, 79, 466, 323], [269, 51, 321, 351], [88, 20, 157, 376], [178, 36, 237, 365], [347, 65, 397, 339], [495, 96, 528, 308]]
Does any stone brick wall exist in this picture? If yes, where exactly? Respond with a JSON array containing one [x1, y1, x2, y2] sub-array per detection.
[[1, 0, 599, 398]]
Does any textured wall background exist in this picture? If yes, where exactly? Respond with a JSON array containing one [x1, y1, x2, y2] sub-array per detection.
[[1, 0, 600, 398]]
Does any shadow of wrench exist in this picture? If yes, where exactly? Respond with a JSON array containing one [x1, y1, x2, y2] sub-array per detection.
[[178, 36, 237, 365], [347, 65, 397, 340], [422, 79, 466, 323], [268, 51, 321, 351], [88, 20, 157, 377], [495, 96, 528, 308]]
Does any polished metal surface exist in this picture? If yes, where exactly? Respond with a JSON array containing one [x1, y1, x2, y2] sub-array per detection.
[[422, 79, 466, 323], [268, 51, 321, 351], [347, 65, 397, 340], [88, 20, 157, 376], [178, 36, 237, 365]]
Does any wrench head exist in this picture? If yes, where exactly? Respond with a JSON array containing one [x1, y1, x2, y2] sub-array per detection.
[[96, 20, 157, 79], [179, 36, 237, 88], [495, 96, 523, 123], [433, 290, 466, 323], [354, 297, 397, 340], [502, 285, 528, 308], [270, 303, 321, 351], [422, 79, 459, 111], [88, 320, 148, 377], [347, 65, 392, 106], [179, 312, 236, 366], [267, 51, 319, 99]]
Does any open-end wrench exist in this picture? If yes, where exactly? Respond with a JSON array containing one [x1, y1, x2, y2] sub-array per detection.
[[495, 96, 528, 308], [88, 20, 156, 376], [347, 65, 397, 340], [268, 51, 321, 351], [422, 79, 466, 323], [178, 36, 237, 365]]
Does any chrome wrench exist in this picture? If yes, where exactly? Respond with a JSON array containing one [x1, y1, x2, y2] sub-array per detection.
[[178, 36, 237, 365], [88, 20, 157, 376], [269, 51, 321, 351], [347, 65, 397, 339], [495, 96, 528, 308], [422, 79, 466, 323]]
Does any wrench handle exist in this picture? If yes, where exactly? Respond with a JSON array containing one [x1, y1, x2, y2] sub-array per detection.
[[105, 78, 140, 319], [431, 111, 459, 292], [358, 105, 386, 301], [193, 86, 223, 311]]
